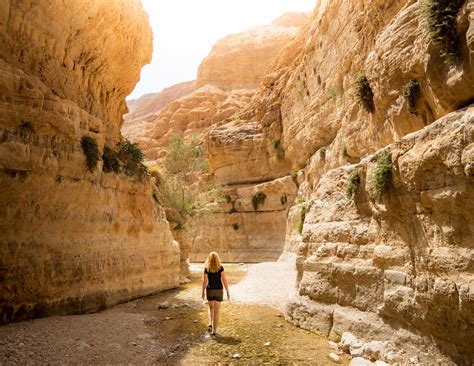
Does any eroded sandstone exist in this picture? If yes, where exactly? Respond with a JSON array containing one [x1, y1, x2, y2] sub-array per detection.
[[0, 0, 180, 323]]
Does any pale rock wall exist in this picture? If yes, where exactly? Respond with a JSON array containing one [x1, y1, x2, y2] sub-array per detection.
[[202, 0, 474, 362], [197, 12, 310, 90], [0, 0, 180, 324], [123, 80, 197, 143], [188, 176, 298, 262], [286, 109, 474, 364]]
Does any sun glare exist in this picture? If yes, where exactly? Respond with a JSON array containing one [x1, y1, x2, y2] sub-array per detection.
[[128, 0, 315, 99]]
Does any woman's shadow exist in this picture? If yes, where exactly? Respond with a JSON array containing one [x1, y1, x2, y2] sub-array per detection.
[[214, 335, 242, 345]]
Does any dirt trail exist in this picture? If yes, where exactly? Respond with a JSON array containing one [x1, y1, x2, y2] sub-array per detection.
[[0, 262, 348, 365]]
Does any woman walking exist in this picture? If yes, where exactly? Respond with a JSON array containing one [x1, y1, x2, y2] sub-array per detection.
[[202, 252, 230, 336]]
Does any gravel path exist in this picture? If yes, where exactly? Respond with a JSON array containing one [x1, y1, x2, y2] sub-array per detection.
[[229, 254, 297, 311], [0, 256, 322, 365]]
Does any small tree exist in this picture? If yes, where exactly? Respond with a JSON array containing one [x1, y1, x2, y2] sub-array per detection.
[[152, 134, 219, 227]]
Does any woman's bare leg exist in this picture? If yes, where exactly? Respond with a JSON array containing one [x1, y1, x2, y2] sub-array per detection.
[[213, 301, 220, 334], [208, 301, 214, 330]]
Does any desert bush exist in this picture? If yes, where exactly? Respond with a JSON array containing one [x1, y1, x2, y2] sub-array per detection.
[[421, 0, 465, 63], [272, 140, 285, 160], [296, 204, 307, 234], [327, 86, 339, 101], [371, 149, 392, 198], [280, 194, 288, 206], [232, 223, 240, 230], [346, 168, 361, 199], [341, 145, 349, 159], [403, 80, 421, 112], [80, 136, 100, 172], [220, 194, 232, 203], [164, 134, 207, 174], [118, 139, 147, 178], [102, 145, 120, 173], [355, 74, 375, 113], [252, 192, 267, 211], [151, 135, 221, 227]]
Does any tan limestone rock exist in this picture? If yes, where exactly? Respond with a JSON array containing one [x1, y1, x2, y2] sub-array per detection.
[[0, 0, 180, 324]]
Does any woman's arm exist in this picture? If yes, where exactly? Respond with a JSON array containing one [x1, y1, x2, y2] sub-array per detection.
[[221, 272, 230, 300], [202, 272, 208, 300]]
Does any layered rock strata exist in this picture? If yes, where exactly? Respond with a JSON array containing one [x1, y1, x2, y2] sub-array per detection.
[[123, 80, 196, 144], [201, 0, 473, 362], [286, 109, 473, 364], [0, 0, 180, 324]]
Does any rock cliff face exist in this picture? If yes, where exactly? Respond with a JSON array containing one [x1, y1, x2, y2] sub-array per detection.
[[123, 80, 196, 144], [124, 12, 310, 164], [197, 12, 310, 90], [199, 0, 473, 363], [0, 0, 180, 324], [287, 110, 473, 364]]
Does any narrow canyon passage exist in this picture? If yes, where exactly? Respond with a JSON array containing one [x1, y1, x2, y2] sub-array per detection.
[[0, 262, 348, 365]]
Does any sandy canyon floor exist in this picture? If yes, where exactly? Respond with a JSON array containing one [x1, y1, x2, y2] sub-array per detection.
[[0, 260, 349, 365]]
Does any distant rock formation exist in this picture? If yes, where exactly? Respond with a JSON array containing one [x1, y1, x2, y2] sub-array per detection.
[[197, 12, 310, 90], [123, 80, 196, 142]]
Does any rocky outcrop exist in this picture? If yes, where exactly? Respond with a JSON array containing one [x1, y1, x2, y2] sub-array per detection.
[[123, 12, 310, 165], [201, 0, 474, 363], [188, 176, 298, 262], [286, 109, 473, 364], [123, 80, 196, 143], [197, 12, 310, 90], [0, 0, 180, 324]]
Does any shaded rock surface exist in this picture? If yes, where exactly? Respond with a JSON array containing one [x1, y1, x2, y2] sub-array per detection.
[[0, 0, 180, 323]]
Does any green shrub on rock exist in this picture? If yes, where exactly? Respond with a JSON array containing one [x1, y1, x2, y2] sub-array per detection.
[[421, 0, 465, 63], [403, 80, 421, 112], [80, 136, 100, 172], [371, 149, 392, 198], [296, 204, 307, 235], [118, 139, 146, 178], [102, 145, 120, 173], [346, 168, 361, 199], [252, 192, 267, 211], [355, 74, 375, 113]]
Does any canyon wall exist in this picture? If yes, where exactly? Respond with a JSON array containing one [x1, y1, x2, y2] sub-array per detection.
[[201, 0, 473, 363], [122, 13, 310, 263], [0, 0, 180, 324], [123, 80, 196, 145]]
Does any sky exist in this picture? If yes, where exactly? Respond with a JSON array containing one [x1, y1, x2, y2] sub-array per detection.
[[128, 0, 316, 100]]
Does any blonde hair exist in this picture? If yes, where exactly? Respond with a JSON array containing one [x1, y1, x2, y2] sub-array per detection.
[[205, 252, 222, 273]]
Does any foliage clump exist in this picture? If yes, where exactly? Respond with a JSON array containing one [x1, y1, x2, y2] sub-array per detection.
[[164, 134, 207, 174], [118, 139, 147, 178], [221, 194, 232, 203], [421, 0, 465, 63], [151, 134, 219, 228], [341, 145, 350, 159], [280, 194, 288, 206], [371, 149, 393, 198], [272, 140, 285, 160], [346, 168, 361, 199], [102, 145, 120, 173], [252, 192, 267, 211], [403, 80, 421, 112], [232, 223, 240, 231], [354, 74, 375, 113], [80, 136, 100, 172], [296, 204, 307, 235]]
